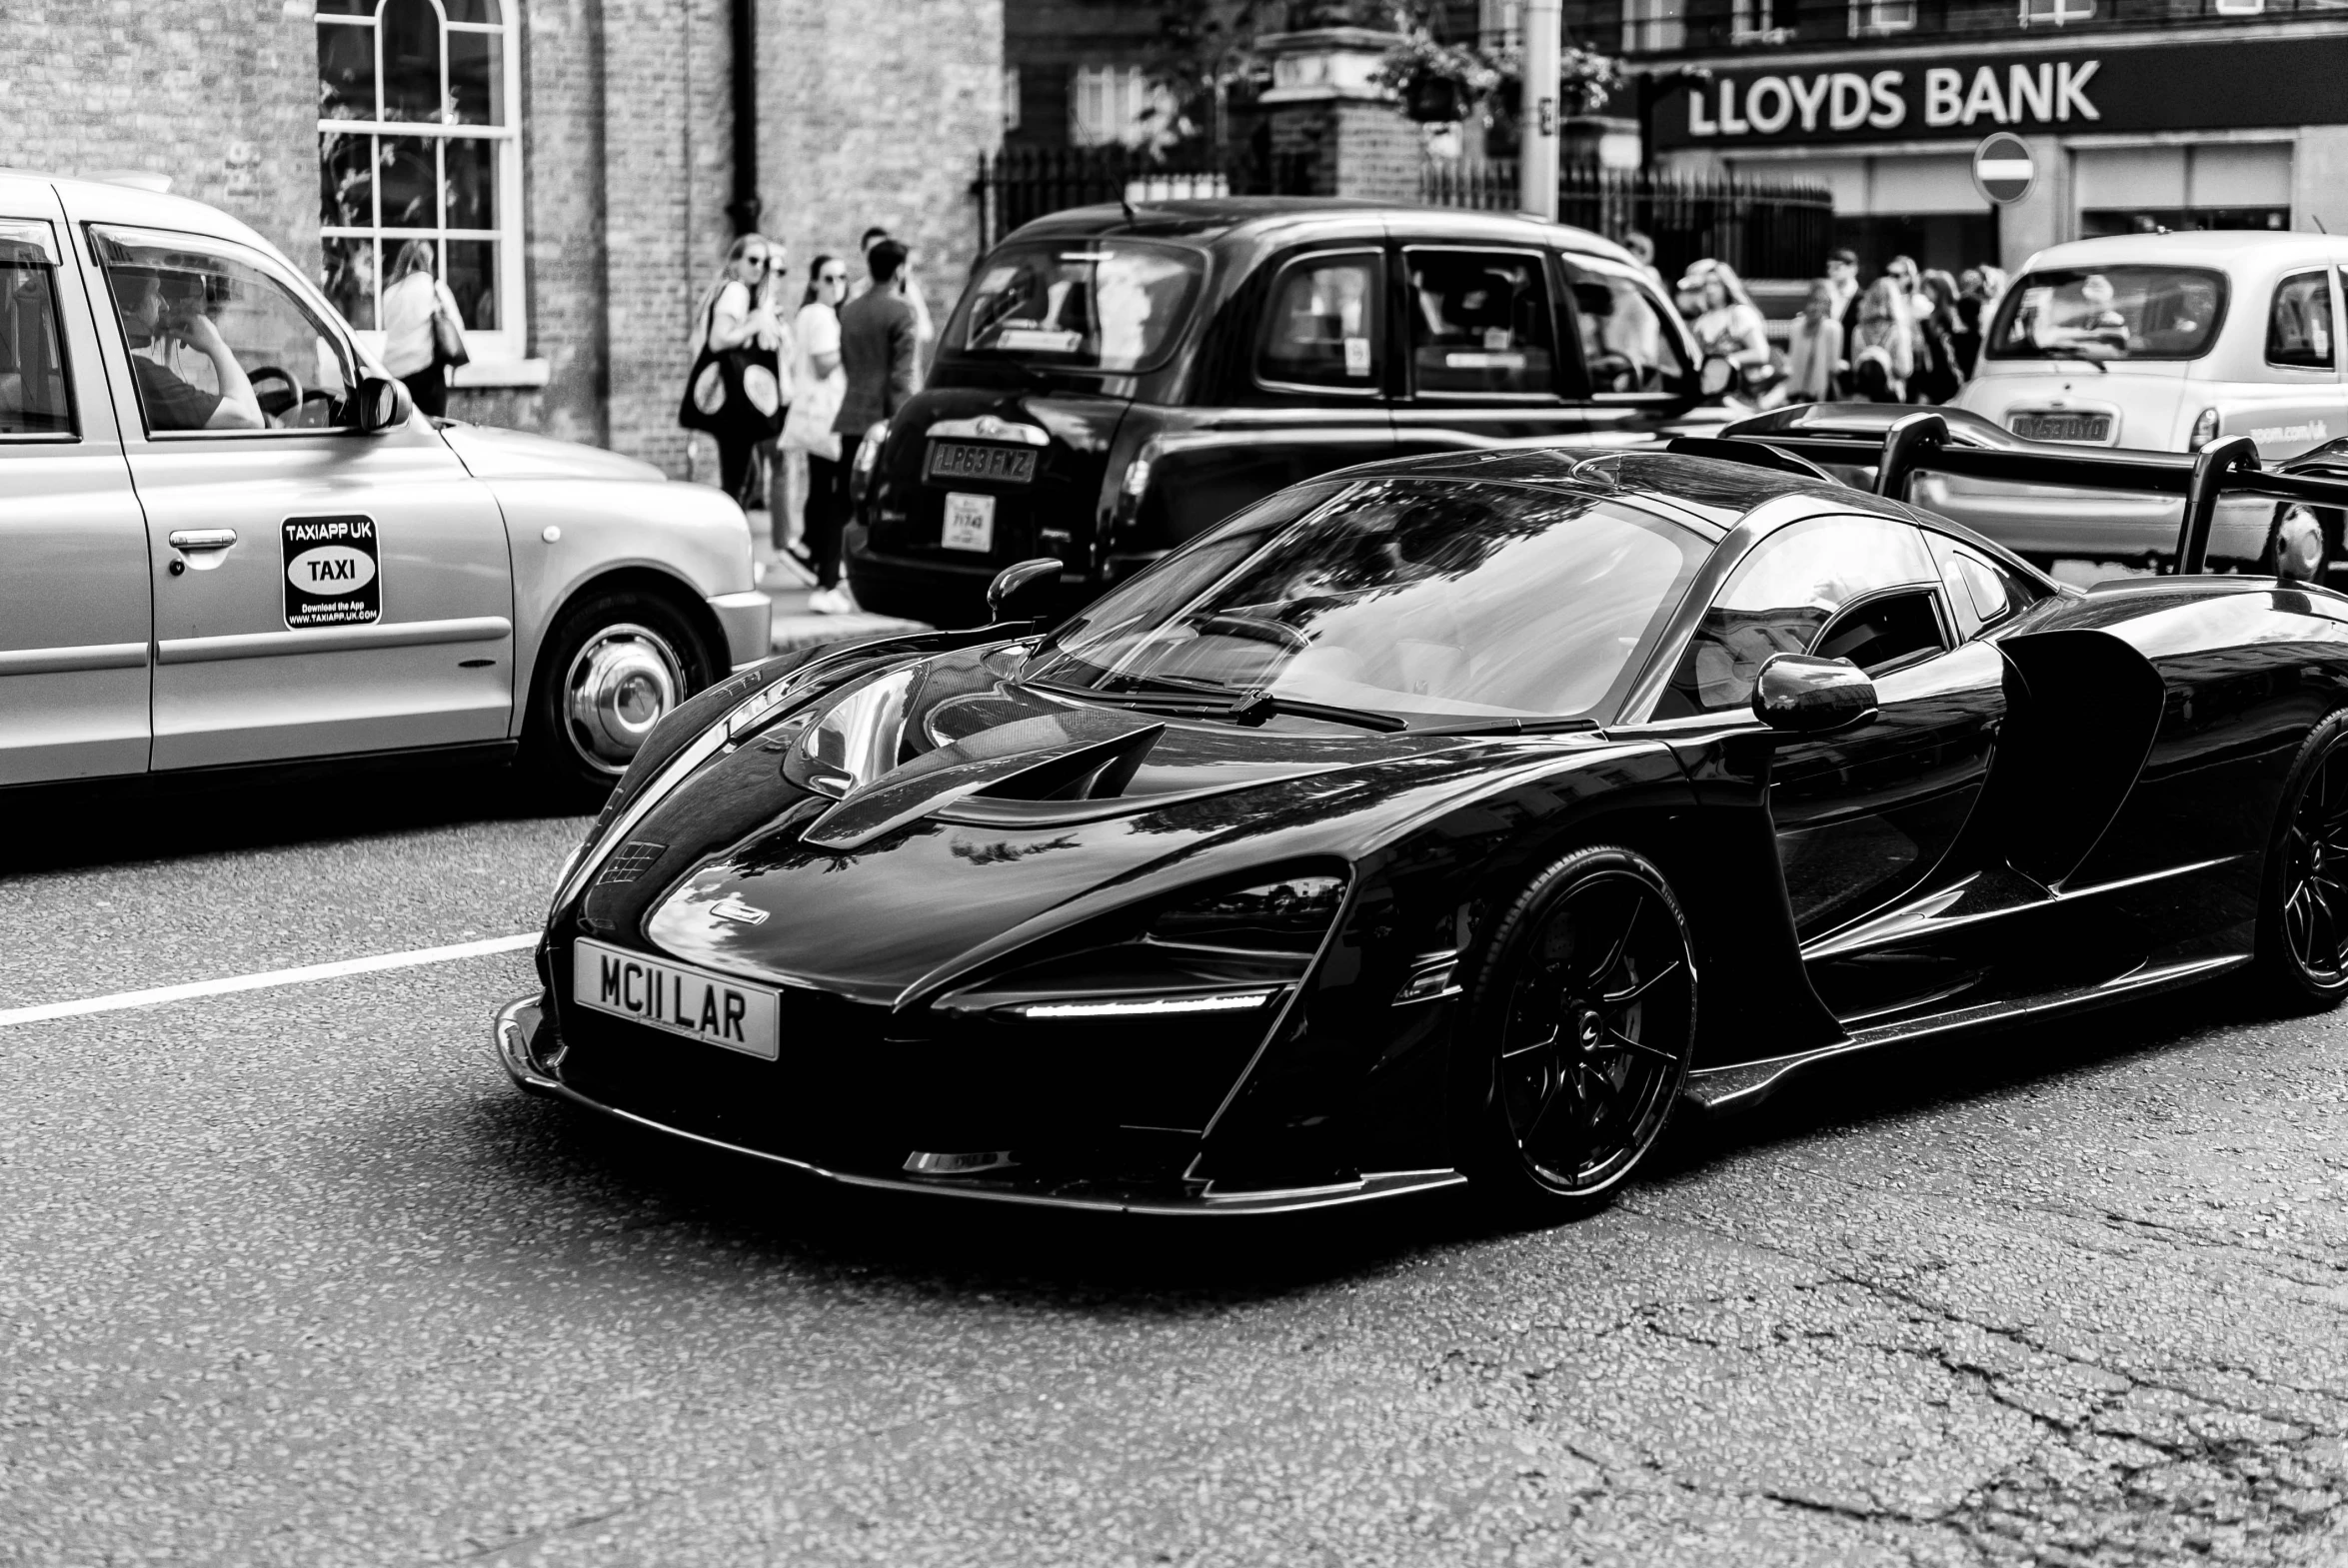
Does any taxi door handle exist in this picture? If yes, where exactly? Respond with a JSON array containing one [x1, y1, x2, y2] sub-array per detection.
[[168, 529, 238, 551]]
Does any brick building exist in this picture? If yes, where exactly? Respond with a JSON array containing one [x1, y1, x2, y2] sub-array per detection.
[[0, 0, 1003, 476]]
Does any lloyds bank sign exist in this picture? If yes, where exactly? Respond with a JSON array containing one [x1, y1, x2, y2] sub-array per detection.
[[1648, 35, 2348, 148]]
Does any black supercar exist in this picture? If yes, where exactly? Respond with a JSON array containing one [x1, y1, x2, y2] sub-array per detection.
[[496, 411, 2348, 1217]]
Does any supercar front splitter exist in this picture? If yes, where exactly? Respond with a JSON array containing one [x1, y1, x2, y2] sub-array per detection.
[[492, 993, 1464, 1217]]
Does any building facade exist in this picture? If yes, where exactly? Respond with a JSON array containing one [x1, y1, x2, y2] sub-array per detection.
[[1, 0, 1003, 476], [1578, 0, 2348, 277]]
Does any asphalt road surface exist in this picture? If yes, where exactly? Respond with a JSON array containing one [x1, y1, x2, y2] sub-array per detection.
[[4, 771, 2345, 1567]]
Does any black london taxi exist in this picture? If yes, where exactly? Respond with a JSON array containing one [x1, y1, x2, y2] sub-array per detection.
[[844, 199, 1734, 628]]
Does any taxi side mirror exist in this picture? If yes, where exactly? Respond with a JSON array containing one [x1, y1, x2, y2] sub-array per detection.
[[353, 373, 412, 433], [1752, 654, 1877, 735], [987, 557, 1063, 626]]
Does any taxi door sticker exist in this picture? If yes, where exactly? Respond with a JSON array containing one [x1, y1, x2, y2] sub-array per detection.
[[283, 515, 381, 629]]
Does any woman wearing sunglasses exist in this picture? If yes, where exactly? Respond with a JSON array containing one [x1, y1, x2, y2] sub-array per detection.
[[782, 255, 855, 613]]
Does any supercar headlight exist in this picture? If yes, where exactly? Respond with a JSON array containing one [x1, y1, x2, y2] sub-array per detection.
[[1146, 874, 1348, 955]]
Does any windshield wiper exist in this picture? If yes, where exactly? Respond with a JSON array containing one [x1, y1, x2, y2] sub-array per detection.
[[1408, 717, 1603, 737], [1016, 676, 1405, 733]]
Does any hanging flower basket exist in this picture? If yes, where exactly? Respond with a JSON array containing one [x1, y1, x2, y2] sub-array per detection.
[[1404, 74, 1468, 123], [1373, 33, 1500, 123]]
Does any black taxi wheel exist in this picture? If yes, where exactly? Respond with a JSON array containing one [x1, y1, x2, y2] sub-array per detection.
[[2252, 710, 2348, 1010], [1458, 844, 1697, 1220], [523, 589, 717, 806]]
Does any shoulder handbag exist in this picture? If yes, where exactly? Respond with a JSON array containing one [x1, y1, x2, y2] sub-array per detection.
[[430, 287, 470, 371]]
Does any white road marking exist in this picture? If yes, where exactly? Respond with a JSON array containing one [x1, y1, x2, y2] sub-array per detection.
[[0, 932, 539, 1028]]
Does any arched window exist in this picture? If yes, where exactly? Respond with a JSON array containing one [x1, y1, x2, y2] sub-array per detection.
[[317, 0, 523, 363]]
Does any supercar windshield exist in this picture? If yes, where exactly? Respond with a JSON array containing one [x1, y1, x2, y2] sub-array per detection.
[[1021, 478, 1711, 725]]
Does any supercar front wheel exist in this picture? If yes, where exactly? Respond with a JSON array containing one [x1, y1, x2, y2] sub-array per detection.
[[1460, 844, 1698, 1218], [2252, 709, 2348, 1009]]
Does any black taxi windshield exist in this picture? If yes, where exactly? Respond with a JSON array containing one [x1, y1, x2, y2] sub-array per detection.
[[942, 241, 1205, 374], [1023, 478, 1709, 723], [1985, 265, 2228, 363]]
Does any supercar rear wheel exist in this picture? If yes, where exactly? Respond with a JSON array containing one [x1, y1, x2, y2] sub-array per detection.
[[1462, 845, 1697, 1218], [2254, 710, 2348, 1008]]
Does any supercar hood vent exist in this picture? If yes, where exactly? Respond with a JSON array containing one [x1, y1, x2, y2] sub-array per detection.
[[796, 711, 1166, 851]]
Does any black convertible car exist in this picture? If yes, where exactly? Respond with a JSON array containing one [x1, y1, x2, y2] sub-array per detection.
[[497, 418, 2348, 1217]]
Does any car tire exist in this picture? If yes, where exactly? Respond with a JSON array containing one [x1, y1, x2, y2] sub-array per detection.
[[522, 588, 718, 807], [1456, 844, 1698, 1220], [2250, 708, 2348, 1010], [2264, 505, 2332, 586]]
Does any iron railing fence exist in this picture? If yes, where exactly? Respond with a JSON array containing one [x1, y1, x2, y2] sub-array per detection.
[[1421, 161, 1835, 281], [1568, 0, 2348, 56], [974, 145, 1316, 252]]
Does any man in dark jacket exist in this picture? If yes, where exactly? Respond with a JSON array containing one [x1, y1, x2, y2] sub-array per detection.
[[818, 239, 919, 613]]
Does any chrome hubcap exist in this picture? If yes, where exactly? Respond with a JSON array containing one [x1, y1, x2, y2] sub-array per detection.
[[563, 623, 684, 774], [2276, 506, 2326, 582]]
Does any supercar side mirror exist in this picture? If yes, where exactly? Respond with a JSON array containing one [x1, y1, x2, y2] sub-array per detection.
[[987, 557, 1063, 626], [1698, 355, 1736, 398], [352, 373, 413, 433], [1752, 654, 1878, 735]]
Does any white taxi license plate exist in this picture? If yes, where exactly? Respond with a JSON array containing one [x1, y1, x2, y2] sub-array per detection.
[[571, 938, 781, 1060], [941, 492, 996, 553]]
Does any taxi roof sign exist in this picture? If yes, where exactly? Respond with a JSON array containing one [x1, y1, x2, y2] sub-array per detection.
[[1973, 133, 2035, 206]]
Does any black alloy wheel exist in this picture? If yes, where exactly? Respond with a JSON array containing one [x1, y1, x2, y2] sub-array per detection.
[[2254, 710, 2348, 1008], [2265, 505, 2333, 586], [1462, 845, 1697, 1217], [522, 588, 717, 807]]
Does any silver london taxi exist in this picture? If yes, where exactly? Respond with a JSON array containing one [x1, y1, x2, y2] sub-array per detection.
[[0, 170, 769, 801], [1920, 231, 2348, 582]]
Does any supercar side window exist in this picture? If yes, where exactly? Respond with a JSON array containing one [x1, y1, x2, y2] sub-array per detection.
[[1660, 515, 1937, 715], [1924, 531, 2040, 641]]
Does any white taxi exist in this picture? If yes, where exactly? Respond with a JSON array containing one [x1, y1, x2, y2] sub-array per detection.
[[0, 171, 769, 800], [1918, 231, 2348, 581]]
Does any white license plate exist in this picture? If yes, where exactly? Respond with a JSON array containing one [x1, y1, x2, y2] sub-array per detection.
[[941, 492, 996, 553], [571, 938, 780, 1060]]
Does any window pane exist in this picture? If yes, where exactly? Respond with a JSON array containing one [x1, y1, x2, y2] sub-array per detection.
[[1667, 517, 1934, 712], [447, 28, 503, 124], [444, 137, 496, 231], [1407, 250, 1557, 396], [1258, 254, 1381, 391], [315, 0, 373, 13], [2268, 272, 2334, 370], [320, 236, 379, 331], [445, 240, 497, 329], [319, 131, 375, 229], [0, 224, 76, 437], [1560, 256, 1685, 395], [378, 136, 438, 230], [318, 21, 377, 121], [93, 227, 355, 434], [380, 0, 443, 123], [445, 0, 501, 20]]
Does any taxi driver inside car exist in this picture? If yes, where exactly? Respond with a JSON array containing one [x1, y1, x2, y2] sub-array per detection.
[[112, 264, 264, 432]]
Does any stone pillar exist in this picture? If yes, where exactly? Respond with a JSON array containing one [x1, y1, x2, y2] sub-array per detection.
[[1256, 27, 1420, 203], [2292, 126, 2348, 238]]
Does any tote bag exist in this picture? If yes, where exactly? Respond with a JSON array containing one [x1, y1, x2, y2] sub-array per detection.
[[678, 285, 788, 441]]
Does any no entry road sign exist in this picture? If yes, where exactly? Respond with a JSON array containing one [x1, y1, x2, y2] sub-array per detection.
[[1973, 133, 2035, 205]]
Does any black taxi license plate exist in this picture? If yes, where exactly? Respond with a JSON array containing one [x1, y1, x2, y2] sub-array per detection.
[[927, 440, 1037, 485], [2010, 412, 2111, 444], [571, 938, 781, 1060]]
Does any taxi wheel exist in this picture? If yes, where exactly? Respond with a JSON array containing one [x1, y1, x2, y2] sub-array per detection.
[[2265, 505, 2333, 586], [524, 590, 716, 805]]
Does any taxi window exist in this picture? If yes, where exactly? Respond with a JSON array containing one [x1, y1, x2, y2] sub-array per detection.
[[1257, 250, 1383, 393], [0, 219, 75, 439], [1403, 248, 1557, 396], [2268, 271, 2336, 371], [1658, 515, 1936, 715], [92, 226, 355, 437], [1559, 255, 1688, 396]]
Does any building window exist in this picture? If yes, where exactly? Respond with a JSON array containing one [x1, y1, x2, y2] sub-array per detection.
[[1850, 0, 1917, 35], [316, 0, 524, 362], [1620, 0, 1686, 51], [1003, 66, 1022, 133], [2212, 0, 2263, 12], [2019, 0, 2095, 25], [1071, 65, 1172, 149], [1730, 0, 1796, 45]]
